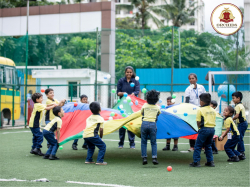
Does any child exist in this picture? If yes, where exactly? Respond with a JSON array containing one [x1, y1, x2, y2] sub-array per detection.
[[162, 96, 179, 151], [72, 95, 89, 150], [29, 93, 56, 156], [45, 88, 65, 148], [141, 90, 161, 165], [83, 102, 107, 165], [43, 106, 64, 160], [190, 93, 216, 167], [219, 106, 242, 162], [210, 100, 219, 154], [232, 91, 248, 160]]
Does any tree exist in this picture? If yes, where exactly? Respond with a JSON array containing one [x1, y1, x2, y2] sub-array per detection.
[[116, 0, 166, 30], [116, 18, 138, 30]]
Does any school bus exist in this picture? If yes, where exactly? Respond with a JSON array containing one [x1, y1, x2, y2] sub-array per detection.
[[0, 57, 21, 125]]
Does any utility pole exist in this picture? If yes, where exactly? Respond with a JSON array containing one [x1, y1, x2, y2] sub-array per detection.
[[171, 26, 174, 95]]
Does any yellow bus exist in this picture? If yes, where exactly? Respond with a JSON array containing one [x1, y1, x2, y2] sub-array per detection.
[[0, 57, 21, 126]]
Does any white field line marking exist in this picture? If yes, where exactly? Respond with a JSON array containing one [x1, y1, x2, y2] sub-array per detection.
[[67, 181, 133, 187], [102, 139, 250, 146], [0, 178, 27, 182], [1, 131, 30, 134]]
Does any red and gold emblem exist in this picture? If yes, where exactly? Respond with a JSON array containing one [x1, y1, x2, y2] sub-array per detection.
[[219, 8, 235, 23]]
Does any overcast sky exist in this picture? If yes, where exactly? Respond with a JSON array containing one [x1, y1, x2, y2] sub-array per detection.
[[204, 0, 244, 33]]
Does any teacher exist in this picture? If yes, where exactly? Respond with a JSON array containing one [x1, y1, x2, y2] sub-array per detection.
[[117, 66, 140, 149], [185, 73, 206, 152]]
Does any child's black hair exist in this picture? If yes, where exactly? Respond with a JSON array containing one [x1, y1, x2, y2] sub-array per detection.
[[146, 89, 160, 105], [53, 106, 62, 116], [89, 101, 101, 115], [32, 93, 43, 103], [227, 106, 235, 116], [45, 88, 54, 95], [199, 93, 211, 105], [210, 100, 218, 108], [80, 94, 88, 100], [167, 96, 172, 101], [232, 91, 243, 101]]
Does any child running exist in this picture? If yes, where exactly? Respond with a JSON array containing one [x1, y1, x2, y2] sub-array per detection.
[[83, 102, 107, 165], [190, 93, 216, 167], [162, 96, 178, 151], [43, 106, 64, 160], [72, 94, 89, 150], [219, 106, 242, 162], [29, 93, 56, 156], [232, 92, 248, 160], [141, 89, 161, 165]]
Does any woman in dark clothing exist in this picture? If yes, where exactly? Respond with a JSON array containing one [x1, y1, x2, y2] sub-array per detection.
[[117, 66, 140, 149]]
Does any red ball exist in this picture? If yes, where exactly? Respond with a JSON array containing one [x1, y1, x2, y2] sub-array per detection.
[[167, 166, 172, 172], [74, 103, 78, 107], [41, 89, 45, 93]]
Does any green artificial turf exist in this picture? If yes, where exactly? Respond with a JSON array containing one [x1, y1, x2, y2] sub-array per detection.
[[0, 128, 249, 187]]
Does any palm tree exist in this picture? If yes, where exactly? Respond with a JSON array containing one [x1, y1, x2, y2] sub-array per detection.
[[116, 0, 167, 30]]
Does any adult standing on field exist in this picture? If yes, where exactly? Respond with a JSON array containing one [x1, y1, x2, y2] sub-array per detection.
[[185, 73, 206, 152], [117, 66, 140, 149]]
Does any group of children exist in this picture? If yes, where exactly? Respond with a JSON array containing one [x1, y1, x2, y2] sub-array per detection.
[[29, 88, 248, 166]]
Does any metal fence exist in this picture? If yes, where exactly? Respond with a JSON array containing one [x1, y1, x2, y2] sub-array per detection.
[[0, 82, 249, 128]]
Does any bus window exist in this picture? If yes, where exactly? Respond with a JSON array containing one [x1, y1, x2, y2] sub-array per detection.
[[6, 68, 14, 84], [0, 68, 3, 83]]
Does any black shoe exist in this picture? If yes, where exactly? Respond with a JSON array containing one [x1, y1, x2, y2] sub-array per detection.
[[162, 145, 170, 151], [238, 153, 246, 160], [152, 158, 159, 165], [189, 161, 201, 167], [82, 144, 88, 149], [227, 156, 239, 162], [72, 145, 78, 150], [142, 158, 148, 165], [49, 155, 59, 160], [213, 151, 218, 154], [172, 146, 178, 151], [205, 161, 215, 167], [47, 144, 50, 149], [43, 155, 50, 159], [33, 148, 44, 156], [30, 149, 35, 154]]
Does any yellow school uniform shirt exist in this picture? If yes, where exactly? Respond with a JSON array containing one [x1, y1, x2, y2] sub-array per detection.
[[29, 103, 46, 128], [83, 115, 104, 138], [224, 117, 240, 136], [45, 98, 59, 121], [235, 102, 246, 123], [141, 103, 161, 122], [44, 116, 62, 132], [196, 105, 216, 128]]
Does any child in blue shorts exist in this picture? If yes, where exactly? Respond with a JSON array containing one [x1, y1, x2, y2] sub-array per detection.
[[141, 89, 161, 165]]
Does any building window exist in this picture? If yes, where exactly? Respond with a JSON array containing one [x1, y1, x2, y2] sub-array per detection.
[[5, 68, 14, 84], [115, 0, 121, 2], [89, 0, 96, 2], [190, 11, 195, 16], [0, 68, 3, 84], [68, 81, 79, 98], [123, 9, 130, 15], [190, 21, 195, 26], [189, 0, 194, 7], [116, 8, 121, 14]]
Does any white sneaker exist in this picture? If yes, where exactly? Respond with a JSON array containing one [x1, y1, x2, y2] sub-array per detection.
[[188, 147, 194, 152]]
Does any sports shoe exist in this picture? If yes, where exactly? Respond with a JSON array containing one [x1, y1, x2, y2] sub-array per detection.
[[201, 148, 205, 151], [188, 147, 195, 152], [118, 146, 123, 149], [33, 148, 44, 156], [82, 144, 88, 149], [49, 155, 59, 160], [227, 156, 239, 162], [172, 146, 178, 151], [238, 153, 246, 160], [189, 161, 201, 167], [96, 162, 107, 165], [205, 161, 215, 167], [43, 155, 50, 159], [30, 149, 35, 154], [213, 150, 219, 154], [85, 161, 95, 164], [162, 145, 170, 151], [72, 145, 78, 150], [152, 158, 159, 165], [142, 158, 148, 165], [130, 146, 135, 149]]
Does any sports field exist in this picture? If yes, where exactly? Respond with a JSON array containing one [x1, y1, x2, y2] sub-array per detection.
[[0, 128, 249, 187]]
